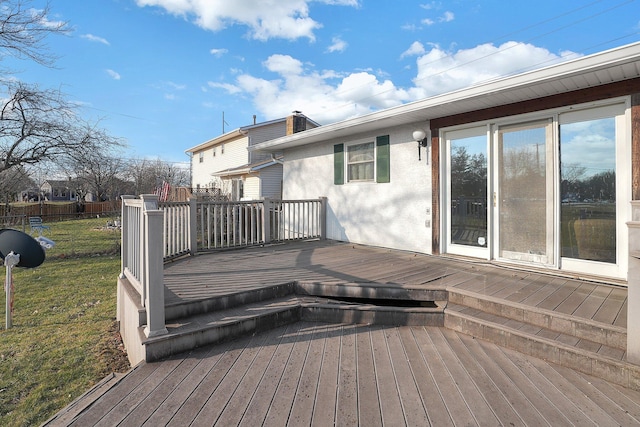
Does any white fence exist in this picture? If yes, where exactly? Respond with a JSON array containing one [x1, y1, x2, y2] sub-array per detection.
[[120, 195, 326, 338]]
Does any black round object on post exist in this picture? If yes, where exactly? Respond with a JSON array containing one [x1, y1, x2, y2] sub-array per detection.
[[0, 229, 46, 268]]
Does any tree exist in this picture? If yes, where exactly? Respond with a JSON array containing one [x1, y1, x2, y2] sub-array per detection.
[[59, 145, 128, 202], [0, 81, 124, 173], [0, 164, 32, 203], [126, 158, 190, 196], [0, 1, 122, 175], [0, 0, 67, 68]]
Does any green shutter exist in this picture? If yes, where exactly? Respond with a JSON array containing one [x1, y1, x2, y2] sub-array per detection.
[[376, 135, 390, 183], [334, 143, 344, 185]]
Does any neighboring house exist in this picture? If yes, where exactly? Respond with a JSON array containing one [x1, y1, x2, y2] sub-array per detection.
[[186, 112, 319, 200], [250, 42, 640, 285], [40, 180, 77, 202]]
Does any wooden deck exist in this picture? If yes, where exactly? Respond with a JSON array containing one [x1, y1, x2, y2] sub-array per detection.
[[58, 322, 640, 426], [163, 240, 627, 329], [48, 240, 638, 426]]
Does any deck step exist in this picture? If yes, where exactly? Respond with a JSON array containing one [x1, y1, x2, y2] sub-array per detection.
[[300, 297, 445, 326], [142, 296, 301, 362], [295, 281, 446, 326], [447, 288, 626, 349], [296, 281, 448, 302], [444, 302, 640, 390], [164, 282, 296, 321]]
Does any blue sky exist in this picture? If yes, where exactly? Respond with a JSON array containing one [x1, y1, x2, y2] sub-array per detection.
[[6, 0, 640, 166]]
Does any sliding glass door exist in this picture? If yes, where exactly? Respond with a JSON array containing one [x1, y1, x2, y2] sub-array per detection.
[[445, 127, 488, 258], [496, 120, 554, 264], [442, 101, 628, 279]]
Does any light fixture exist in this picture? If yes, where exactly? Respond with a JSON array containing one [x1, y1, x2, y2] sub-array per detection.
[[413, 129, 430, 162]]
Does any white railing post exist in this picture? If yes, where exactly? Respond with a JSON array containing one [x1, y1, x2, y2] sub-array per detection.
[[189, 198, 198, 255], [141, 194, 168, 338], [627, 201, 640, 364], [319, 196, 327, 240], [263, 198, 272, 244], [120, 195, 135, 280]]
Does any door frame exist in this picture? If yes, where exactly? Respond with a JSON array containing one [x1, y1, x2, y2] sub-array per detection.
[[440, 97, 631, 280]]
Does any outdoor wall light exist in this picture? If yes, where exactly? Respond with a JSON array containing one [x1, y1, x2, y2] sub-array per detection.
[[413, 129, 430, 162]]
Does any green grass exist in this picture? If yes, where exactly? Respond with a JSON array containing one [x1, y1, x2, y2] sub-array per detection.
[[0, 218, 127, 426]]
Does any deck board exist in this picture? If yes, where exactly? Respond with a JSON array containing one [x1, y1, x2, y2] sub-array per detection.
[[311, 325, 341, 427], [59, 241, 635, 426], [355, 327, 383, 427], [370, 327, 405, 425], [65, 322, 640, 426]]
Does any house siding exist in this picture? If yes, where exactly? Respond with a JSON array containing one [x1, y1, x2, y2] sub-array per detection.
[[243, 175, 261, 200], [283, 124, 432, 254], [249, 122, 285, 164], [260, 164, 283, 199]]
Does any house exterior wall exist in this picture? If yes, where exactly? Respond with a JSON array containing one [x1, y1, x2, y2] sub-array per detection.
[[259, 163, 283, 199], [283, 124, 432, 254], [248, 122, 285, 164], [191, 136, 249, 189], [243, 175, 261, 200]]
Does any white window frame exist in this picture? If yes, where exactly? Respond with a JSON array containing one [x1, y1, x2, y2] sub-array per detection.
[[346, 140, 375, 183]]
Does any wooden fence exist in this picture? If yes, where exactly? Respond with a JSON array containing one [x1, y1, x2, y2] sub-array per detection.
[[0, 201, 122, 226]]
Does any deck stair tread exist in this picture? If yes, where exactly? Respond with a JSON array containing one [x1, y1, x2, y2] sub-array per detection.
[[446, 302, 626, 361], [447, 287, 626, 350], [146, 295, 301, 343]]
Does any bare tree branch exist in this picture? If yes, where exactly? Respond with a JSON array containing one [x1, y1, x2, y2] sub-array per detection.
[[0, 0, 68, 67]]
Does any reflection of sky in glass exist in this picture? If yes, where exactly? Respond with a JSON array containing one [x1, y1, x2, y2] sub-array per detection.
[[452, 135, 486, 156], [561, 118, 615, 178]]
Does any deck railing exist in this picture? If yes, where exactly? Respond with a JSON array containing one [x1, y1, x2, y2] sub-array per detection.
[[120, 195, 326, 338], [195, 198, 326, 252], [120, 195, 167, 338]]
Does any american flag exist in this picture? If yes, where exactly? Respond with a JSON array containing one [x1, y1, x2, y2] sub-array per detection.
[[155, 181, 171, 202]]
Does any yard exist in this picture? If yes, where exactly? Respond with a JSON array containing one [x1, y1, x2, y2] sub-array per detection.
[[0, 217, 130, 426]]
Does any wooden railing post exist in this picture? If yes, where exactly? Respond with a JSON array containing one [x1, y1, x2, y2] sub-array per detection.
[[141, 194, 167, 338]]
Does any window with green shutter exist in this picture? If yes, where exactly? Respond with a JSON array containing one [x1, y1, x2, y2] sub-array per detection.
[[376, 135, 390, 183], [335, 135, 390, 184], [334, 143, 344, 185]]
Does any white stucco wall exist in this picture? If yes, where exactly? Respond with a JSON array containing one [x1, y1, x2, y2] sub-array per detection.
[[283, 123, 433, 254]]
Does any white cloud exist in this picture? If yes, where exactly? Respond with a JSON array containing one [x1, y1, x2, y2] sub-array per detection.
[[207, 42, 578, 124], [165, 81, 186, 90], [419, 2, 439, 10], [135, 0, 357, 40], [327, 37, 348, 53], [264, 54, 304, 76], [413, 42, 579, 96], [401, 41, 426, 58], [208, 81, 243, 94], [106, 69, 121, 80], [210, 48, 228, 57], [440, 11, 454, 22], [82, 34, 110, 45]]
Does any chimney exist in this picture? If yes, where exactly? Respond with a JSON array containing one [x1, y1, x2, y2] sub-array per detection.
[[253, 114, 256, 125], [286, 110, 307, 135]]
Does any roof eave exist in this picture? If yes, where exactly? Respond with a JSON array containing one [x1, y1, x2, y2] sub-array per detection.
[[250, 41, 640, 153], [185, 129, 246, 154]]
